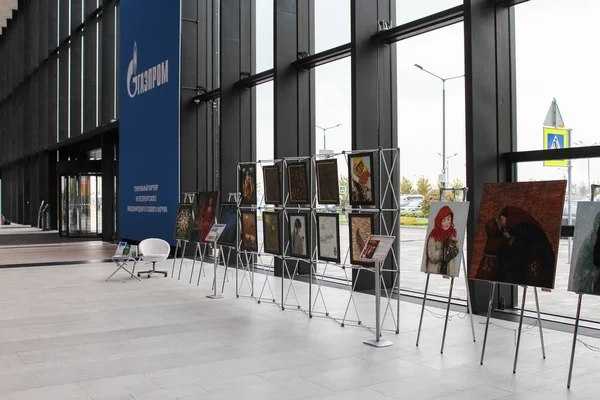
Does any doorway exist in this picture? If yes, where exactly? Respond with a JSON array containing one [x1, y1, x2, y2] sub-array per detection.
[[59, 173, 103, 237]]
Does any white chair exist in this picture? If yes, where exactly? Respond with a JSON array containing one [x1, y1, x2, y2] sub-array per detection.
[[136, 238, 170, 278]]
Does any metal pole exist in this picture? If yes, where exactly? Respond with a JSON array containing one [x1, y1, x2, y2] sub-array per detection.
[[463, 256, 476, 342], [480, 282, 496, 365], [171, 240, 180, 278], [207, 245, 223, 299], [441, 277, 455, 354], [189, 242, 200, 284], [177, 241, 187, 280], [533, 287, 546, 359], [442, 80, 446, 177], [416, 274, 430, 346], [363, 262, 393, 347], [568, 128, 573, 262], [513, 286, 528, 374], [567, 294, 583, 389]]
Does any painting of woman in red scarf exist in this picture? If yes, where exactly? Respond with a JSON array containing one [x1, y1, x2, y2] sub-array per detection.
[[425, 205, 461, 276]]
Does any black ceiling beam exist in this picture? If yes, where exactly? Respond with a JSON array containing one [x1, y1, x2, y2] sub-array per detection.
[[192, 88, 221, 104], [494, 0, 530, 7], [503, 145, 600, 164], [292, 43, 351, 70], [49, 121, 118, 151], [373, 5, 464, 45], [234, 68, 274, 89]]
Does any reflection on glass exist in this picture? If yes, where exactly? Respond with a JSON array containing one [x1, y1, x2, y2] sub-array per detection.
[[315, 0, 350, 53], [396, 0, 462, 26]]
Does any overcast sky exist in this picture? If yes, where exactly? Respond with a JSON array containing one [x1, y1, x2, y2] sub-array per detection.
[[253, 0, 600, 192]]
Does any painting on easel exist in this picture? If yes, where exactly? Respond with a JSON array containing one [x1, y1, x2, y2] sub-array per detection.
[[569, 202, 600, 295], [469, 181, 566, 289], [421, 202, 469, 277]]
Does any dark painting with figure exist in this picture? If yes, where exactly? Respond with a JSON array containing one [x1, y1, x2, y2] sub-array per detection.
[[348, 153, 376, 206], [289, 213, 310, 259], [239, 165, 256, 205], [470, 181, 566, 289], [263, 165, 282, 205], [263, 211, 281, 255], [174, 203, 193, 240], [348, 213, 374, 267], [189, 192, 220, 243], [217, 203, 238, 247], [287, 162, 310, 204], [569, 202, 600, 295], [240, 210, 258, 252]]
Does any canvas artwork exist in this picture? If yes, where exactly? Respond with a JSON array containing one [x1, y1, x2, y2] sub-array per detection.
[[217, 203, 238, 247], [189, 192, 220, 243], [420, 202, 470, 277], [287, 162, 310, 204], [289, 213, 310, 259], [348, 213, 375, 266], [469, 180, 566, 289], [263, 165, 282, 205], [262, 212, 281, 255], [317, 213, 340, 263], [241, 210, 258, 252], [568, 202, 600, 295], [315, 160, 339, 205], [348, 153, 375, 206], [174, 203, 193, 240], [239, 165, 257, 205]]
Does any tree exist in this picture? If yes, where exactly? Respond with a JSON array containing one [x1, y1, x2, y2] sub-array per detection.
[[452, 178, 464, 189], [400, 177, 414, 194], [416, 176, 431, 197], [421, 189, 440, 217]]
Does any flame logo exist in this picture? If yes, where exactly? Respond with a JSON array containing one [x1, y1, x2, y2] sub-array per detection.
[[126, 42, 138, 98]]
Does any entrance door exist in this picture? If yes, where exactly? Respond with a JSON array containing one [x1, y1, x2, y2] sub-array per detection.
[[59, 173, 103, 237]]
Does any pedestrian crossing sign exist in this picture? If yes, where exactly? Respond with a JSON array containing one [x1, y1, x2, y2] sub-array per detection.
[[543, 127, 569, 167]]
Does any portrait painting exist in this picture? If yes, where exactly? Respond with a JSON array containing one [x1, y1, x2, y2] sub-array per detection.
[[315, 159, 339, 205], [174, 203, 193, 240], [240, 210, 258, 252], [569, 202, 600, 295], [217, 203, 238, 247], [262, 212, 281, 255], [420, 202, 470, 277], [289, 213, 310, 259], [287, 162, 310, 204], [263, 165, 282, 205], [239, 165, 257, 205], [189, 192, 220, 243], [469, 181, 566, 289], [317, 213, 340, 263], [348, 213, 374, 266], [348, 152, 376, 206]]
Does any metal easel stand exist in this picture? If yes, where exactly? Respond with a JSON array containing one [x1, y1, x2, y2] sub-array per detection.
[[171, 239, 181, 278], [187, 242, 202, 284], [281, 256, 307, 314], [173, 191, 197, 279], [206, 244, 223, 299], [567, 293, 583, 389], [219, 245, 233, 293], [195, 243, 209, 286], [176, 240, 190, 280], [236, 249, 257, 300], [255, 249, 280, 307], [363, 261, 393, 347], [479, 284, 546, 373]]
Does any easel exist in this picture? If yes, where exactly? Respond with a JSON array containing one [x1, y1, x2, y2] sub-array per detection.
[[363, 260, 393, 347], [480, 283, 546, 372], [567, 183, 600, 388], [416, 187, 476, 354], [171, 192, 196, 279]]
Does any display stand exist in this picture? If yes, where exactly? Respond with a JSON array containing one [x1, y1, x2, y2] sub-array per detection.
[[479, 283, 546, 372], [363, 261, 393, 348], [218, 245, 234, 293], [172, 192, 196, 279], [416, 188, 476, 354], [566, 185, 599, 388], [189, 242, 207, 284]]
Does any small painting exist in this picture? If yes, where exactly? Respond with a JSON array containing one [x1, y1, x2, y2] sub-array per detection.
[[569, 202, 600, 295], [287, 162, 310, 204], [289, 213, 310, 259], [315, 159, 339, 205], [348, 213, 374, 266], [239, 165, 257, 205], [263, 211, 281, 255], [174, 203, 193, 240], [470, 181, 566, 289], [317, 213, 340, 263], [189, 192, 220, 243], [420, 202, 470, 277], [263, 165, 282, 205], [240, 210, 258, 252], [348, 153, 375, 206], [217, 203, 238, 247]]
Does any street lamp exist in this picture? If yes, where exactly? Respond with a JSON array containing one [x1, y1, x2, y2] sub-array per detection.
[[414, 64, 464, 182], [438, 152, 459, 184], [316, 123, 342, 151], [574, 140, 600, 197]]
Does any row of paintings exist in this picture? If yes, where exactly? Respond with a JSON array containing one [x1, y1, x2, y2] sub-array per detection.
[[173, 192, 221, 244], [239, 152, 376, 206]]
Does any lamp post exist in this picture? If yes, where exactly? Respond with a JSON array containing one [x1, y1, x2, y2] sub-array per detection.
[[316, 123, 342, 151], [438, 152, 459, 185], [574, 140, 600, 197], [414, 64, 464, 182]]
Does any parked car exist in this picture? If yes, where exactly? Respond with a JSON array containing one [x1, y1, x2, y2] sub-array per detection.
[[400, 194, 424, 212]]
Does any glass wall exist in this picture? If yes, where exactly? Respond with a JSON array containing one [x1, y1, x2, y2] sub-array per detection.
[[395, 0, 462, 26], [314, 0, 350, 53], [255, 0, 273, 73]]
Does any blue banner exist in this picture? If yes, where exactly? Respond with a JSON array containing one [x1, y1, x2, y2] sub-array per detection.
[[119, 0, 181, 245]]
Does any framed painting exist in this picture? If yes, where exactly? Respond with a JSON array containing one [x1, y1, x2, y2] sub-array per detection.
[[189, 192, 220, 243], [262, 211, 281, 255], [263, 165, 282, 205], [217, 203, 238, 247], [240, 210, 258, 252], [315, 159, 339, 205], [469, 180, 566, 289], [568, 202, 600, 295], [348, 152, 376, 206], [239, 165, 257, 205], [288, 212, 310, 259], [348, 213, 374, 266], [317, 213, 340, 263], [287, 162, 310, 204], [174, 203, 193, 240]]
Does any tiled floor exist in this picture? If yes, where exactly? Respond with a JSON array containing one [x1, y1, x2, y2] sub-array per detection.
[[0, 259, 597, 399]]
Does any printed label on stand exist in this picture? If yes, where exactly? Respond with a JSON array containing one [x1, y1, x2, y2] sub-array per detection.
[[204, 224, 227, 243], [358, 235, 396, 263]]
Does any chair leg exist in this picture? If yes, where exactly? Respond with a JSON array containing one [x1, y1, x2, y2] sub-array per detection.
[[137, 261, 168, 278]]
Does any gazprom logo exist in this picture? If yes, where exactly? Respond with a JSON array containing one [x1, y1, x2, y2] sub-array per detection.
[[126, 42, 169, 99]]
